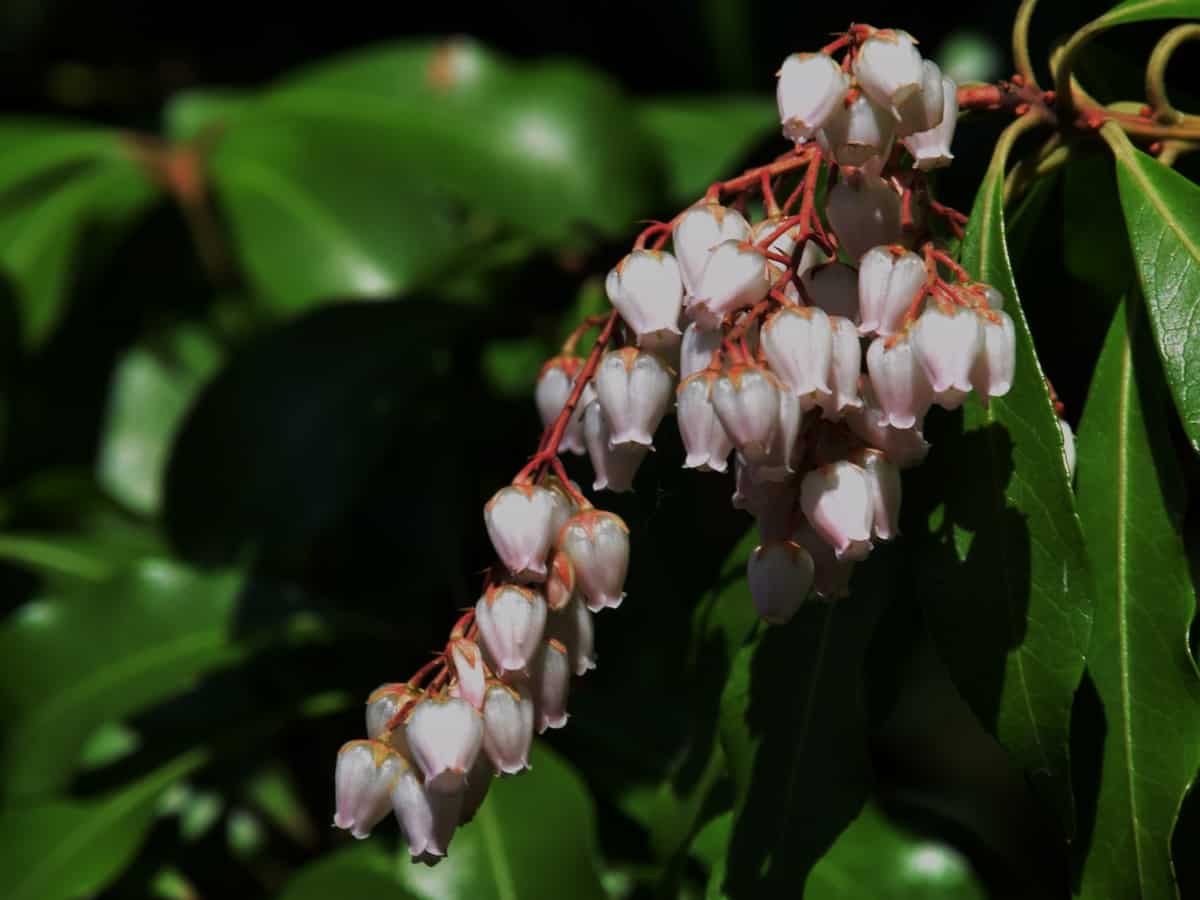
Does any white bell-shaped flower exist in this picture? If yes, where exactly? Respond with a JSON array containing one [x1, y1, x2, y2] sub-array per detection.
[[680, 321, 722, 379], [594, 347, 674, 448], [475, 584, 547, 674], [541, 478, 579, 543], [853, 30, 925, 126], [691, 239, 772, 322], [365, 683, 419, 749], [484, 484, 559, 581], [858, 246, 926, 336], [777, 52, 850, 142], [1059, 417, 1077, 481], [545, 549, 576, 612], [911, 302, 984, 407], [558, 509, 630, 612], [389, 755, 439, 857], [969, 310, 1016, 398], [802, 261, 861, 323], [546, 594, 596, 675], [825, 173, 904, 262], [794, 522, 856, 599], [819, 316, 864, 419], [748, 540, 815, 624], [334, 739, 405, 840], [481, 679, 534, 774], [761, 306, 833, 403], [845, 378, 931, 469], [732, 459, 800, 541], [405, 696, 484, 792], [850, 448, 902, 540], [458, 753, 494, 826], [817, 93, 894, 168], [449, 638, 488, 710], [677, 371, 735, 473], [903, 73, 957, 168], [673, 203, 750, 297], [712, 365, 801, 478], [894, 58, 945, 137], [583, 401, 648, 493], [800, 461, 874, 561], [606, 249, 684, 342], [535, 357, 592, 456], [530, 639, 571, 732], [866, 335, 934, 429]]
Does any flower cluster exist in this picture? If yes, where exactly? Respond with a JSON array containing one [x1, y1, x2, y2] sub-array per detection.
[[332, 23, 1015, 862]]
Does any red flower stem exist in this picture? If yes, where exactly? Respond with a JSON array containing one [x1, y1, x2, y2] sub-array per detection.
[[516, 311, 620, 483], [932, 249, 972, 282], [706, 148, 814, 202], [760, 171, 780, 217], [562, 313, 612, 355]]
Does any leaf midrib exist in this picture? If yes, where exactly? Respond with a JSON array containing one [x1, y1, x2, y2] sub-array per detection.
[[1111, 135, 1200, 264]]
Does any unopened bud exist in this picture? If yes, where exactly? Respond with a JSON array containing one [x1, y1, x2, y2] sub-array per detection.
[[748, 540, 815, 624]]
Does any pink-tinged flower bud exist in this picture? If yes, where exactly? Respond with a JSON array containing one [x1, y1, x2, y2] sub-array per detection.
[[673, 203, 751, 297], [535, 356, 592, 456], [911, 303, 984, 406], [530, 638, 571, 732], [680, 321, 722, 379], [825, 174, 904, 263], [777, 53, 850, 142], [594, 347, 674, 448], [484, 484, 559, 581], [606, 250, 684, 341], [691, 239, 772, 321], [1059, 417, 1077, 481], [334, 739, 405, 839], [449, 639, 487, 710], [853, 30, 924, 125], [748, 540, 815, 624], [559, 509, 629, 612], [794, 522, 856, 599], [545, 549, 576, 612], [820, 316, 864, 419], [903, 73, 957, 168], [583, 401, 648, 493], [858, 246, 926, 336], [760, 306, 833, 405], [733, 459, 800, 541], [481, 679, 534, 774], [817, 93, 894, 168], [677, 371, 735, 473], [800, 461, 874, 561], [405, 696, 484, 792], [969, 310, 1016, 399], [866, 335, 934, 429], [802, 262, 861, 324], [850, 448, 902, 540], [475, 584, 548, 674], [365, 683, 421, 748], [845, 379, 931, 469], [389, 755, 438, 858], [458, 753, 494, 826], [547, 594, 597, 675]]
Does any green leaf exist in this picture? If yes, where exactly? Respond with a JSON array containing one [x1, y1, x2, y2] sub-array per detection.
[[256, 40, 661, 242], [163, 89, 250, 142], [917, 117, 1092, 837], [1075, 298, 1200, 899], [278, 844, 424, 900], [635, 97, 775, 203], [1062, 153, 1133, 300], [1103, 124, 1200, 453], [717, 543, 903, 893], [1085, 0, 1200, 30], [0, 749, 206, 900], [209, 117, 470, 314], [0, 151, 160, 347], [0, 119, 121, 197], [0, 558, 280, 798], [97, 326, 224, 515]]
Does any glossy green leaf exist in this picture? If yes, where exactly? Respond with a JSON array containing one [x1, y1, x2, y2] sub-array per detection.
[[0, 558, 291, 798], [1075, 298, 1200, 899], [717, 543, 903, 893], [0, 119, 121, 197], [209, 117, 469, 313], [0, 750, 206, 900], [0, 527, 162, 587], [0, 152, 160, 347], [163, 89, 251, 142], [635, 97, 775, 202], [257, 40, 661, 241], [1086, 0, 1200, 30], [1103, 124, 1200, 453], [97, 326, 224, 515], [917, 120, 1092, 837]]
